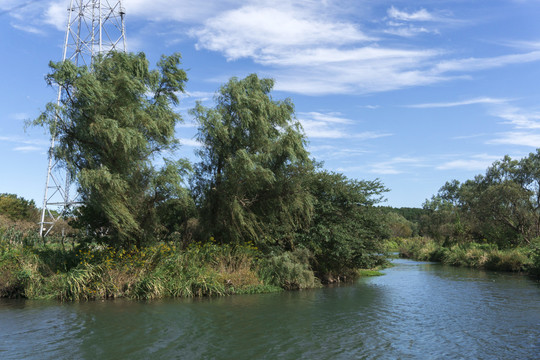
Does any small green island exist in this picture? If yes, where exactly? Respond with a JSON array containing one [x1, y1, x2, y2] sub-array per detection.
[[1, 52, 539, 301]]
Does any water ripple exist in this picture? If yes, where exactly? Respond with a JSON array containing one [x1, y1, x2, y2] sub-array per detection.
[[1, 260, 539, 359]]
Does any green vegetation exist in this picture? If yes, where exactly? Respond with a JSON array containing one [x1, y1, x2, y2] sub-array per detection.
[[357, 269, 385, 277], [0, 236, 283, 300], [391, 151, 540, 277], [1, 52, 392, 300], [398, 237, 538, 274], [191, 74, 313, 247], [15, 51, 538, 301], [32, 52, 190, 248]]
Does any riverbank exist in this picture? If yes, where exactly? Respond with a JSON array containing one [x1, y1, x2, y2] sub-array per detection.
[[397, 237, 540, 277], [3, 257, 539, 359], [0, 233, 386, 300]]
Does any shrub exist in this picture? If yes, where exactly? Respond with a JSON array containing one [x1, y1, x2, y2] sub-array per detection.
[[258, 248, 319, 290]]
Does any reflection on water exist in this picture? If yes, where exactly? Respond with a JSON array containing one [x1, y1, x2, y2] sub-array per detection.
[[1, 259, 539, 359]]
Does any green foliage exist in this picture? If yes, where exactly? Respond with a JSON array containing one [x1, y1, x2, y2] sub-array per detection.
[[258, 248, 320, 290], [530, 238, 540, 277], [295, 170, 389, 277], [16, 66, 400, 297], [0, 236, 289, 300], [399, 237, 535, 274], [0, 194, 39, 222], [191, 74, 314, 245], [357, 269, 384, 277], [32, 52, 190, 247], [385, 212, 414, 238], [420, 149, 540, 248]]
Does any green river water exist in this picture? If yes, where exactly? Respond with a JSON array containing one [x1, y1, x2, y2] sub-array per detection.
[[1, 258, 539, 359]]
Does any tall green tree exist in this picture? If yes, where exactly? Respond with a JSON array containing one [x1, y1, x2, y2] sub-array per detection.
[[422, 151, 540, 247], [296, 171, 389, 276], [33, 52, 189, 247], [191, 74, 314, 245]]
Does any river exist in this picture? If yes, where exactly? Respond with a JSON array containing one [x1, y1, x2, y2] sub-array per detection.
[[1, 258, 539, 359]]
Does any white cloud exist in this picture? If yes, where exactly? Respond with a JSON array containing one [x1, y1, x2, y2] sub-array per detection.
[[43, 1, 66, 31], [191, 5, 372, 61], [270, 47, 446, 95], [299, 112, 353, 125], [433, 51, 540, 73], [10, 22, 44, 34], [384, 25, 431, 37], [387, 6, 435, 22], [493, 107, 540, 129], [436, 154, 501, 171], [481, 104, 540, 147], [367, 156, 426, 175], [176, 121, 197, 129], [179, 137, 202, 147], [179, 90, 214, 102], [124, 0, 241, 23], [14, 1, 540, 97], [489, 132, 540, 147], [13, 146, 42, 153], [297, 112, 391, 140], [502, 39, 540, 51], [407, 97, 509, 108], [0, 135, 48, 146], [311, 147, 370, 160]]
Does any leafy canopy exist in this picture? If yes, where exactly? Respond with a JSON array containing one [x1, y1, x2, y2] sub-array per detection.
[[33, 52, 189, 246], [191, 74, 314, 245]]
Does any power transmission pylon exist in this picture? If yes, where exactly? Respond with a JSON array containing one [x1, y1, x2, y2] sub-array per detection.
[[39, 0, 127, 237]]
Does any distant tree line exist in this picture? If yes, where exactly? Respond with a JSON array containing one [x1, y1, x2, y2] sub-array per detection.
[[419, 151, 540, 248]]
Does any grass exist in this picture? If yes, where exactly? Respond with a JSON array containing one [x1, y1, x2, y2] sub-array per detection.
[[0, 230, 310, 300], [398, 237, 539, 276], [357, 269, 384, 277], [0, 226, 393, 300]]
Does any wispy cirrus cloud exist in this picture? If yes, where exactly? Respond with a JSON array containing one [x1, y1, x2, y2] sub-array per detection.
[[383, 24, 431, 38], [298, 112, 391, 140], [433, 51, 540, 73], [382, 6, 454, 37], [485, 104, 540, 147], [489, 132, 540, 147], [406, 97, 510, 108], [0, 135, 48, 153], [436, 154, 501, 171], [387, 6, 436, 22], [13, 145, 41, 153], [16, 0, 540, 97], [366, 156, 426, 175], [0, 135, 48, 146], [492, 106, 540, 129]]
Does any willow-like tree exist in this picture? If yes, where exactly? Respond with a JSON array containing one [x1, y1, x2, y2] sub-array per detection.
[[191, 74, 314, 246], [33, 52, 189, 247]]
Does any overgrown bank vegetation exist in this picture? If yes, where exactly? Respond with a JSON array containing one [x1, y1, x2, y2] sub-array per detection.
[[386, 151, 540, 277], [1, 52, 390, 300], [4, 52, 540, 301], [397, 237, 540, 275]]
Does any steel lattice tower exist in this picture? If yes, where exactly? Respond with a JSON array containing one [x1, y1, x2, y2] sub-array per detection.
[[39, 0, 127, 237]]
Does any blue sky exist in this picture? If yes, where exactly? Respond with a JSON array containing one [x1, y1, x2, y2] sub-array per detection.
[[1, 0, 540, 208]]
